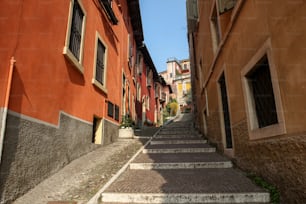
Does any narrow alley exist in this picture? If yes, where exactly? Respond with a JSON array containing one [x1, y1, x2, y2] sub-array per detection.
[[1, 0, 306, 203], [14, 113, 270, 204], [99, 113, 270, 204]]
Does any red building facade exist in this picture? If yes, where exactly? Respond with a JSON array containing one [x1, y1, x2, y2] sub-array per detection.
[[0, 0, 154, 203]]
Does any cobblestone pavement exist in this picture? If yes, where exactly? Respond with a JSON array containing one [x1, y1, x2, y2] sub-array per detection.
[[13, 135, 155, 204]]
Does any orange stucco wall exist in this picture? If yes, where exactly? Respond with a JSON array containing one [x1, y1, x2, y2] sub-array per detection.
[[0, 0, 138, 125], [195, 0, 306, 135], [191, 2, 306, 201]]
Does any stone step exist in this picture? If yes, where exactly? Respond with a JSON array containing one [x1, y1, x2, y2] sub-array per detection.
[[154, 134, 202, 139], [143, 148, 216, 154], [150, 139, 207, 145], [163, 125, 193, 129], [101, 192, 270, 203], [129, 161, 233, 169], [133, 152, 230, 164], [101, 169, 270, 203], [158, 131, 199, 135], [159, 130, 197, 134], [142, 144, 216, 154], [152, 137, 205, 141]]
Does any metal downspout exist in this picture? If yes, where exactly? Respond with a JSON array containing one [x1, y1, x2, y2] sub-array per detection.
[[0, 57, 15, 165]]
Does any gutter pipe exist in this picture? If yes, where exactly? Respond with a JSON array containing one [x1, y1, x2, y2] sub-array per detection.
[[0, 57, 15, 165]]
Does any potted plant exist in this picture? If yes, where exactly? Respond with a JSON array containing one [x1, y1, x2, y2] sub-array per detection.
[[118, 115, 134, 138]]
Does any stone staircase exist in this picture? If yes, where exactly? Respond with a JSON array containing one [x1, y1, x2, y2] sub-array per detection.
[[98, 115, 270, 203]]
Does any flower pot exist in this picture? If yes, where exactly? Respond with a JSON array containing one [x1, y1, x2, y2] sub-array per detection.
[[118, 127, 134, 138]]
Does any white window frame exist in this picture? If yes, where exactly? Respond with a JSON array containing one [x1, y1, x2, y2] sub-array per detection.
[[137, 82, 141, 101], [63, 0, 87, 74], [241, 39, 286, 140], [210, 1, 221, 54], [92, 31, 108, 94]]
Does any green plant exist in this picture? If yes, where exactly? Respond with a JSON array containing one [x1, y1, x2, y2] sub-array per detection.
[[120, 115, 134, 128], [162, 108, 170, 123], [247, 173, 280, 204]]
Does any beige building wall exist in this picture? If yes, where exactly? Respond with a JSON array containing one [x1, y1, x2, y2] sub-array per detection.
[[187, 0, 306, 203]]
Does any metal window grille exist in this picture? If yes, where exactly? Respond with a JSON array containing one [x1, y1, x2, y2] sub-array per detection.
[[218, 0, 237, 14], [248, 56, 278, 128], [108, 102, 114, 118], [115, 105, 119, 121], [96, 40, 106, 85], [69, 0, 84, 60], [211, 8, 220, 45]]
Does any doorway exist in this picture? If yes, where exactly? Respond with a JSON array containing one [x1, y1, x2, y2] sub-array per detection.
[[218, 73, 233, 149]]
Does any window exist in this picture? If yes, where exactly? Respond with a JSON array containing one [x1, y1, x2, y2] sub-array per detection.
[[210, 4, 221, 53], [128, 34, 133, 69], [136, 82, 141, 101], [115, 105, 119, 121], [218, 0, 237, 14], [99, 0, 118, 24], [122, 73, 126, 115], [63, 0, 86, 73], [241, 39, 286, 140], [246, 55, 278, 128], [96, 40, 106, 85], [108, 101, 114, 118], [147, 69, 152, 87], [136, 51, 143, 75], [198, 59, 203, 86], [146, 96, 150, 110], [92, 32, 108, 93]]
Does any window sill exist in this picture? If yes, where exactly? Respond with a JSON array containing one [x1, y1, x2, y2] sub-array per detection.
[[92, 78, 108, 95], [249, 122, 286, 140], [63, 46, 84, 74]]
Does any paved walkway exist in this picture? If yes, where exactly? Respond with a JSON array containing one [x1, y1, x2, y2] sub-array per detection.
[[13, 113, 270, 204], [97, 113, 270, 203], [13, 136, 154, 204]]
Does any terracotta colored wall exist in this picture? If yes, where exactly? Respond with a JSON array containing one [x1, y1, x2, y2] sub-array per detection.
[[0, 0, 130, 125]]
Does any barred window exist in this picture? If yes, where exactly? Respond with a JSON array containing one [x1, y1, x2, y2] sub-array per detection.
[[246, 55, 278, 128], [63, 0, 86, 73], [96, 40, 106, 85], [108, 102, 114, 118], [69, 0, 84, 60], [115, 105, 119, 121]]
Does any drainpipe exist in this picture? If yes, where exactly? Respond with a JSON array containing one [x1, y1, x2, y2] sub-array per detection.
[[0, 57, 16, 164]]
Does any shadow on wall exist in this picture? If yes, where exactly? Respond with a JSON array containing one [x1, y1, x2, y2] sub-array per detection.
[[0, 66, 99, 203]]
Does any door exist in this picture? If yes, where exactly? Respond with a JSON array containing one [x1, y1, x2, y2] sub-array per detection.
[[218, 73, 233, 148]]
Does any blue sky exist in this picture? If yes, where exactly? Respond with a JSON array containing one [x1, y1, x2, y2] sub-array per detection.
[[139, 0, 189, 72]]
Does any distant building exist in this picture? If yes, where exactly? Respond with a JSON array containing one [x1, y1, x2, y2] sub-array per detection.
[[160, 58, 192, 109], [187, 0, 306, 203]]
